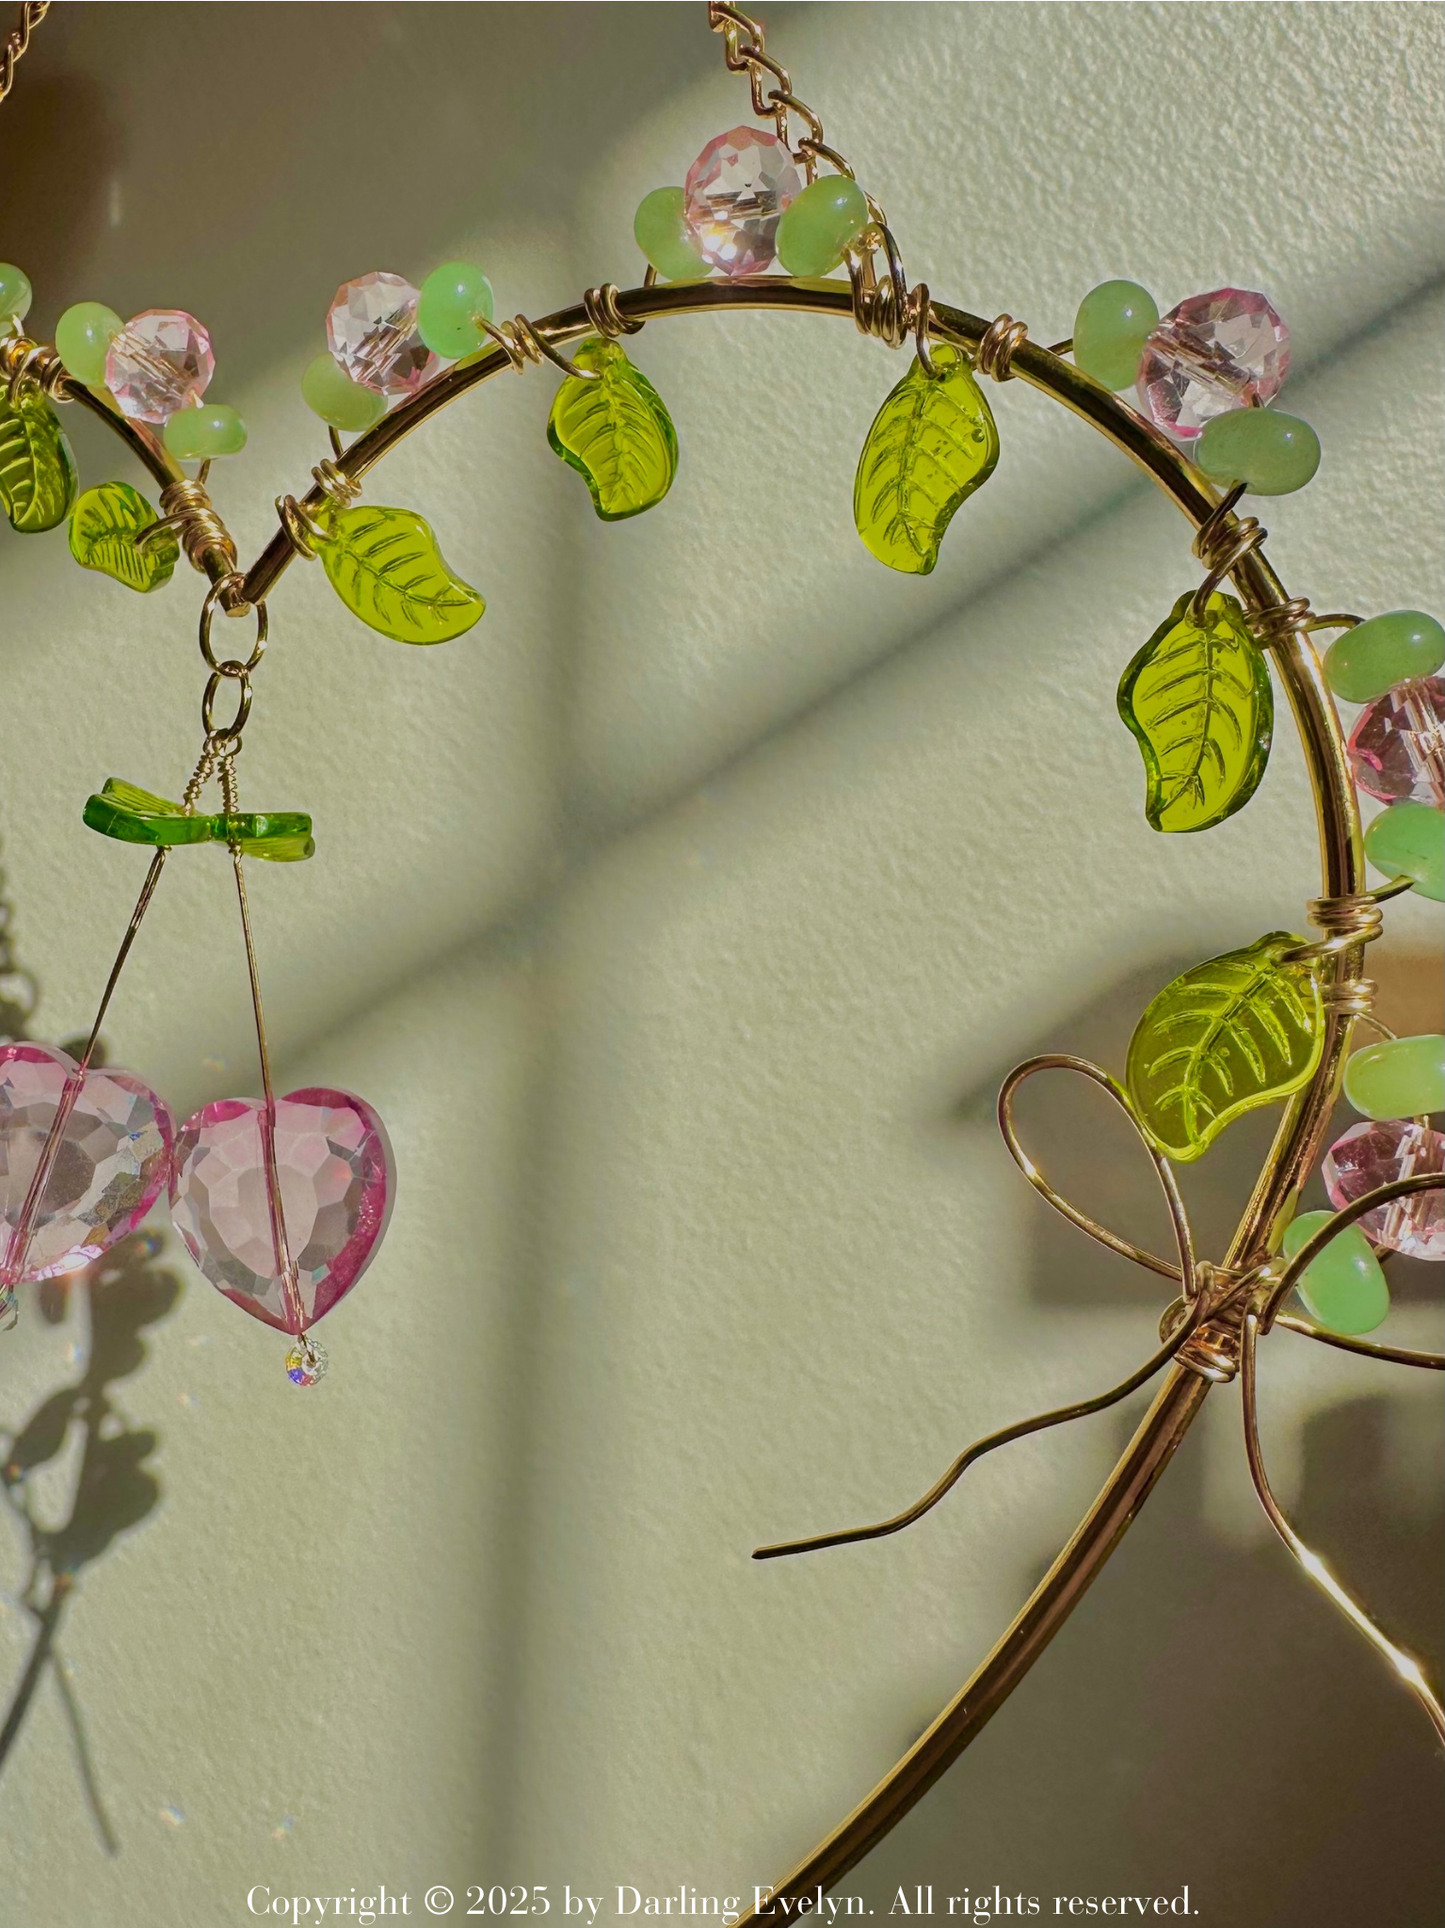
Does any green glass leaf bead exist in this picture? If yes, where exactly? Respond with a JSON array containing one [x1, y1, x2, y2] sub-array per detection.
[[1324, 610, 1445, 704], [55, 302, 123, 386], [1196, 406, 1320, 496], [314, 500, 485, 644], [69, 481, 178, 592], [301, 354, 386, 433], [1117, 590, 1273, 833], [0, 386, 78, 533], [417, 261, 496, 358], [547, 336, 678, 520], [1344, 1032, 1445, 1120], [633, 186, 706, 283], [0, 263, 32, 324], [776, 175, 869, 277], [1072, 280, 1159, 392], [1364, 799, 1444, 900], [1282, 1211, 1389, 1336], [853, 343, 999, 574], [1126, 932, 1324, 1162], [163, 402, 247, 459]]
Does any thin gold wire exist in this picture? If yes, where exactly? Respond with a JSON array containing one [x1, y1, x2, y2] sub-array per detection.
[[219, 757, 308, 1344], [1275, 1315, 1445, 1371], [1241, 1308, 1445, 1741], [475, 312, 600, 380]]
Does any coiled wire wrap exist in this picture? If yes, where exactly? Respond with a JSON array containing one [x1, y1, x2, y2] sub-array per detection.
[[135, 469, 246, 604], [475, 312, 599, 380], [975, 313, 1030, 383], [1189, 481, 1264, 618], [0, 332, 68, 404], [583, 283, 644, 340], [275, 454, 363, 561]]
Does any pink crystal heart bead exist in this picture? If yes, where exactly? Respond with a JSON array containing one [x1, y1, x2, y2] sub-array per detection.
[[169, 1087, 394, 1332], [0, 1041, 175, 1284], [1322, 1117, 1445, 1261]]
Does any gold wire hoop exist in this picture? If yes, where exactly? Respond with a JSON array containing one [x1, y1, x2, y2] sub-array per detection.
[[975, 313, 1029, 383], [1190, 481, 1266, 618], [199, 579, 267, 674]]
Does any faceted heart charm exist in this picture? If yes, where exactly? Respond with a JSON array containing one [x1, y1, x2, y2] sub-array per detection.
[[0, 1041, 175, 1284], [169, 1087, 394, 1332]]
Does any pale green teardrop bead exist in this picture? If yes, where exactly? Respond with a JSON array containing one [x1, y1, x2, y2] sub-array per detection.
[[1282, 1210, 1389, 1335], [0, 263, 32, 323], [301, 354, 386, 433], [633, 187, 705, 283], [1344, 1033, 1445, 1119], [776, 175, 869, 277], [163, 403, 247, 459], [1324, 610, 1445, 704], [55, 302, 124, 386], [1073, 280, 1159, 391], [417, 261, 495, 358], [1196, 407, 1321, 495], [1364, 800, 1445, 900]]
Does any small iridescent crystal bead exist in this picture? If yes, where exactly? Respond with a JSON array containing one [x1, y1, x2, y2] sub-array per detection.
[[1136, 288, 1289, 439], [285, 1335, 329, 1387], [1348, 677, 1445, 806], [684, 125, 802, 276], [326, 272, 437, 398], [105, 310, 215, 424]]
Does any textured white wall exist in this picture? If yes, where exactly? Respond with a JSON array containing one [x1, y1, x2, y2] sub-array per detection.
[[0, 7, 1441, 1926]]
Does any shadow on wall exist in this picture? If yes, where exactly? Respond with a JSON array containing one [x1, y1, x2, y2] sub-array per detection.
[[848, 1390, 1443, 1926], [0, 1232, 181, 1857]]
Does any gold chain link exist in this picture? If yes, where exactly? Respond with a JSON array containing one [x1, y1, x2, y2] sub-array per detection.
[[0, 0, 48, 108]]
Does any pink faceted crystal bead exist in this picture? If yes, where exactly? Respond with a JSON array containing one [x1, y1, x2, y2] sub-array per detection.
[[1347, 676, 1445, 806], [104, 309, 215, 424], [1323, 1117, 1445, 1260], [325, 271, 437, 398], [170, 1087, 394, 1332], [1136, 288, 1290, 439], [684, 125, 802, 275], [0, 1042, 175, 1283]]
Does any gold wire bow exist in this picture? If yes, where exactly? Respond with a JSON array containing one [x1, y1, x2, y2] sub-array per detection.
[[755, 1052, 1444, 1742]]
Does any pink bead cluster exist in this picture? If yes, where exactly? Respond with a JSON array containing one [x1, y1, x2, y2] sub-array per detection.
[[105, 308, 215, 424], [325, 270, 440, 400], [0, 1040, 393, 1378]]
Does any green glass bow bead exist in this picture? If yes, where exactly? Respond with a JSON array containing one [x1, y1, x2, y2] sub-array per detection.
[[1324, 611, 1445, 704], [1363, 799, 1444, 900], [1343, 1032, 1445, 1120], [1072, 280, 1159, 391], [83, 778, 314, 862]]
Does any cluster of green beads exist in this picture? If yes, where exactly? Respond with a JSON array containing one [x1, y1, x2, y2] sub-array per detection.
[[1322, 610, 1445, 900], [632, 172, 870, 283], [301, 260, 497, 432], [1285, 1033, 1445, 1334]]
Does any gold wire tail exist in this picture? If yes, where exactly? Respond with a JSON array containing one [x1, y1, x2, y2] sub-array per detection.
[[1241, 1311, 1445, 1743], [752, 1297, 1207, 1561]]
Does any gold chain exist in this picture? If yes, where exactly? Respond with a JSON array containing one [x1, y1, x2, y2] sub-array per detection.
[[0, 0, 48, 108]]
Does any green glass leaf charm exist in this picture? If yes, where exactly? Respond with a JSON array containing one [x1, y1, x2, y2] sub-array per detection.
[[68, 480, 178, 592], [314, 502, 485, 645], [1117, 591, 1273, 833], [1126, 932, 1324, 1162], [0, 386, 78, 533], [83, 777, 314, 861], [852, 342, 999, 575], [546, 336, 678, 521]]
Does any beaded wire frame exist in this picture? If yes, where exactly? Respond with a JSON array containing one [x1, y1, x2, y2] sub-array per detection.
[[1, 0, 1441, 1907]]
